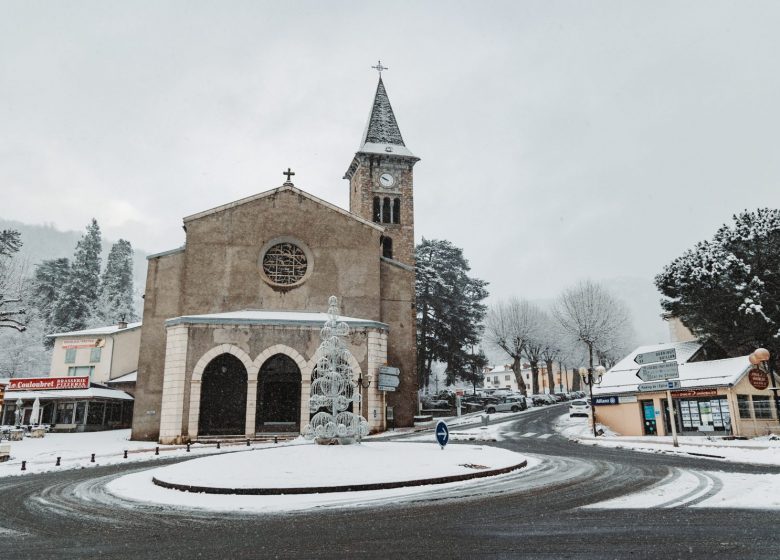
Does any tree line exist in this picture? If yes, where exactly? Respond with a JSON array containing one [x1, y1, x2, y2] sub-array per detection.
[[415, 238, 633, 396], [0, 219, 137, 375]]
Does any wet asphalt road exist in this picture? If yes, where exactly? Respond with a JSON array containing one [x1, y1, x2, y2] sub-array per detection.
[[2, 405, 780, 559]]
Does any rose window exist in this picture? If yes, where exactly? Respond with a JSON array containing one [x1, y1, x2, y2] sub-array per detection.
[[262, 242, 308, 285]]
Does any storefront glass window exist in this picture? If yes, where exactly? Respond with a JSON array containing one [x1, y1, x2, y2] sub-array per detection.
[[737, 395, 752, 419], [74, 402, 87, 424], [752, 395, 773, 419], [87, 401, 105, 425], [55, 402, 74, 424]]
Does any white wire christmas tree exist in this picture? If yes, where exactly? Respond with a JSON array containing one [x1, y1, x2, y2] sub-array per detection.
[[303, 296, 369, 444]]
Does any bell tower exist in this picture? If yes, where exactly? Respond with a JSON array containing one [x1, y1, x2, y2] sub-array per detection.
[[345, 64, 419, 268]]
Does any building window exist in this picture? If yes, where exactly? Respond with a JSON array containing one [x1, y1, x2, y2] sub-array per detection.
[[382, 237, 393, 259], [65, 348, 76, 363], [68, 366, 94, 378], [393, 198, 401, 224], [90, 348, 102, 363], [505, 375, 510, 381], [737, 395, 752, 419], [752, 395, 773, 419], [55, 402, 75, 424], [493, 376, 498, 384], [260, 240, 311, 287], [382, 197, 391, 224], [372, 197, 381, 223]]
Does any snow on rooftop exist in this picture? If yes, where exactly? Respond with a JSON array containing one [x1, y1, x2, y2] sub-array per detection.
[[166, 310, 388, 330], [108, 371, 137, 384], [4, 386, 133, 401], [49, 322, 142, 338]]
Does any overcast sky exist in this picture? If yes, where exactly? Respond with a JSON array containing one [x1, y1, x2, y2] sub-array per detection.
[[3, 1, 780, 343]]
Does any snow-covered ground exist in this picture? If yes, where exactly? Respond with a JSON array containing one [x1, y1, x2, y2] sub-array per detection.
[[556, 413, 780, 510], [556, 414, 780, 465], [106, 442, 528, 513], [0, 429, 292, 478]]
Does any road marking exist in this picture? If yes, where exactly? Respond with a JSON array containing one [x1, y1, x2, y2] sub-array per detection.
[[538, 434, 553, 439], [521, 432, 537, 438]]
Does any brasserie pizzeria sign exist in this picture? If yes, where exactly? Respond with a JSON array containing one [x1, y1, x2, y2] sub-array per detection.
[[7, 376, 90, 391]]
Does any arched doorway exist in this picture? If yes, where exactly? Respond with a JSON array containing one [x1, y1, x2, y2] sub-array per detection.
[[257, 354, 301, 433], [199, 353, 248, 436]]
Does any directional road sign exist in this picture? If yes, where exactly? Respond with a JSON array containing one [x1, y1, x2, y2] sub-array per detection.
[[435, 420, 449, 448], [634, 348, 677, 365], [378, 373, 400, 391], [638, 379, 681, 392], [636, 361, 679, 382]]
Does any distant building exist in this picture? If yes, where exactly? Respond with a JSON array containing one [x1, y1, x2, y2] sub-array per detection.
[[664, 315, 697, 343]]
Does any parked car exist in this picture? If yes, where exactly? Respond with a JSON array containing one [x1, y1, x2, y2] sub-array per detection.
[[569, 399, 591, 417], [484, 396, 527, 414], [531, 394, 552, 406], [553, 392, 570, 402], [422, 398, 450, 410]]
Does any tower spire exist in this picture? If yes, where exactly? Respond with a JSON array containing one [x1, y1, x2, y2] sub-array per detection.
[[358, 71, 416, 159]]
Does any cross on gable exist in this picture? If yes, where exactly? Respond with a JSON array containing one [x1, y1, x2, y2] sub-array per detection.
[[372, 60, 388, 75], [283, 168, 295, 182]]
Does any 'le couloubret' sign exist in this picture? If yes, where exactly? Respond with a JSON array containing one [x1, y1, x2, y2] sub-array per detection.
[[7, 377, 90, 391]]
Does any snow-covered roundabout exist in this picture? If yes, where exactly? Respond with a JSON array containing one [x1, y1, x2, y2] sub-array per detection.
[[105, 441, 528, 514]]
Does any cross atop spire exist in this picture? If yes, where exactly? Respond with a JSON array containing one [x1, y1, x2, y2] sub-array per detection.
[[371, 60, 388, 75], [283, 167, 295, 185]]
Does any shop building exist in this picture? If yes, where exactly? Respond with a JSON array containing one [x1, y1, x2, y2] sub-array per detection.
[[592, 341, 780, 438], [0, 376, 134, 431]]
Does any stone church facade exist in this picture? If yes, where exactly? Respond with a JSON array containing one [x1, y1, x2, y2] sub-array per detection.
[[131, 76, 419, 443]]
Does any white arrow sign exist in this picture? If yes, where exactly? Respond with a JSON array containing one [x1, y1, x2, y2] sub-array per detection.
[[638, 380, 681, 392], [637, 361, 679, 382], [634, 348, 677, 365]]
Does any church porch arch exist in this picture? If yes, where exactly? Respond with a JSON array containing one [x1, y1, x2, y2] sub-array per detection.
[[188, 344, 257, 439]]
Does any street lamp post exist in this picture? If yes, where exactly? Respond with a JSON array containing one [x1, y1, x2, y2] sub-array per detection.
[[355, 372, 373, 443], [580, 366, 605, 437], [749, 348, 778, 424]]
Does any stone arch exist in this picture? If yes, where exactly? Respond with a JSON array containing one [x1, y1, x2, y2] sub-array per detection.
[[251, 344, 308, 383], [197, 353, 248, 436], [188, 344, 256, 439], [193, 344, 256, 382]]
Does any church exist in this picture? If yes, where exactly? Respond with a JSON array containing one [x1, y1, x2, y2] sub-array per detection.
[[131, 71, 419, 443]]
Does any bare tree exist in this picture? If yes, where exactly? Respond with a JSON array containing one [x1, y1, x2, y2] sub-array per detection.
[[484, 298, 546, 396], [552, 280, 632, 373], [0, 243, 27, 332]]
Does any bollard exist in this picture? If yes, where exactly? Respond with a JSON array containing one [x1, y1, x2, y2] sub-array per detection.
[[56, 457, 61, 466], [274, 436, 278, 444], [246, 439, 250, 447], [90, 453, 95, 463], [216, 441, 220, 449], [155, 446, 159, 456], [186, 442, 191, 452], [123, 450, 128, 459], [21, 460, 26, 471]]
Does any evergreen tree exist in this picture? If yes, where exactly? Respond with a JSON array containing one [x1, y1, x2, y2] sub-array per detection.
[[49, 219, 102, 340], [0, 229, 22, 257], [33, 258, 71, 324], [656, 208, 780, 371], [416, 238, 489, 389], [98, 239, 136, 323]]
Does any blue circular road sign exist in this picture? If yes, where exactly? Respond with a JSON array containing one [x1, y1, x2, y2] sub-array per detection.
[[435, 420, 449, 448]]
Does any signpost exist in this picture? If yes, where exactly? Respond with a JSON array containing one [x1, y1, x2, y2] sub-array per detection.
[[634, 347, 679, 447], [634, 348, 677, 365], [435, 420, 449, 449], [638, 380, 681, 392], [637, 362, 680, 382], [378, 366, 400, 392]]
